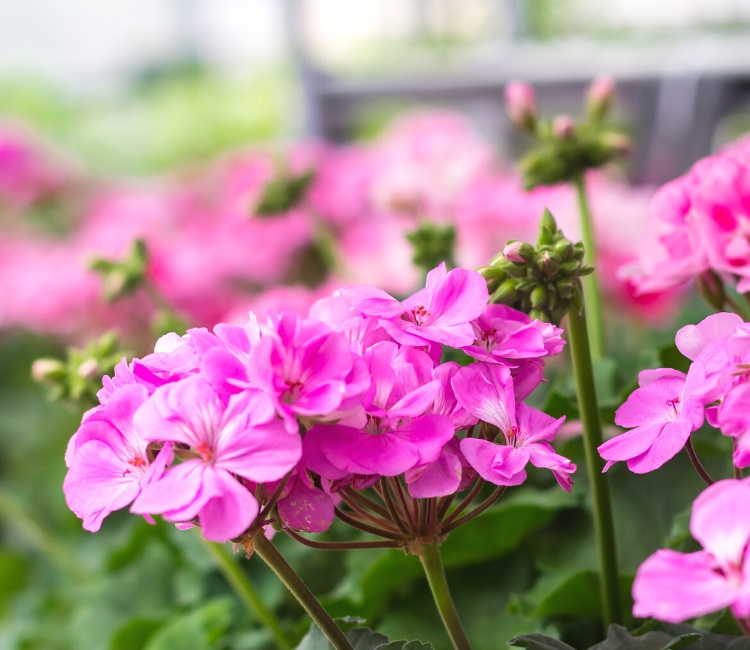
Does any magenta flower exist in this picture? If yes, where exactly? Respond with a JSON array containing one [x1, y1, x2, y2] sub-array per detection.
[[302, 342, 454, 478], [131, 377, 301, 542], [633, 478, 750, 623], [463, 304, 565, 366], [340, 262, 489, 348], [453, 363, 574, 490], [599, 364, 711, 474], [64, 385, 169, 532]]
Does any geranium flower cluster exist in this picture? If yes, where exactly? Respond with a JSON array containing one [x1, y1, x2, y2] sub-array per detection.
[[63, 264, 574, 543], [630, 135, 750, 297], [599, 312, 750, 474]]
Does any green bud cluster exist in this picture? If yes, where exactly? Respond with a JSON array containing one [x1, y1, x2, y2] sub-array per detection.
[[479, 210, 593, 325], [90, 238, 148, 302], [255, 169, 315, 217], [32, 332, 129, 406], [406, 221, 457, 274], [512, 82, 630, 191]]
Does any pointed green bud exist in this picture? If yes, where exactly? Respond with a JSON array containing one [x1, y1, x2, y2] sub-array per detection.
[[552, 239, 574, 261], [528, 308, 547, 322], [492, 279, 519, 304], [530, 286, 547, 309]]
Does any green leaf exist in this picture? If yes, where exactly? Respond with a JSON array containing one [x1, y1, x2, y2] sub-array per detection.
[[589, 625, 675, 650], [660, 634, 703, 650], [143, 598, 233, 650], [110, 618, 162, 650], [507, 633, 576, 650], [294, 625, 432, 650]]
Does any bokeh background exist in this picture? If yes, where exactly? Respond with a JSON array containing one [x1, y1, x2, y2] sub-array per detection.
[[1, 2, 749, 649]]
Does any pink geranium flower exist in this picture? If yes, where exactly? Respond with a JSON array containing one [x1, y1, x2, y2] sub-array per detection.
[[131, 377, 301, 542], [64, 385, 170, 532], [340, 262, 489, 348], [633, 478, 750, 623], [452, 363, 574, 490], [303, 342, 454, 478]]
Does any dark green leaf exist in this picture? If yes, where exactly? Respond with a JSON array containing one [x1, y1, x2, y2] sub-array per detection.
[[508, 633, 576, 650]]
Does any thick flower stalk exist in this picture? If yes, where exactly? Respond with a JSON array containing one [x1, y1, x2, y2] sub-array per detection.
[[63, 262, 574, 650]]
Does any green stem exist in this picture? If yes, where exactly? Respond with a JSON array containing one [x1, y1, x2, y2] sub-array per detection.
[[684, 438, 715, 486], [419, 543, 473, 650], [574, 174, 606, 360], [567, 303, 621, 629], [203, 538, 292, 650], [253, 534, 354, 650]]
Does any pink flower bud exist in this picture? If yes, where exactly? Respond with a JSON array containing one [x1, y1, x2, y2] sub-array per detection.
[[503, 241, 533, 264], [505, 81, 537, 131], [552, 115, 576, 139], [586, 75, 616, 121]]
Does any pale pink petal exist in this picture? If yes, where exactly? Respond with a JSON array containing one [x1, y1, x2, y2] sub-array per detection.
[[690, 479, 750, 571], [633, 550, 735, 622], [676, 312, 742, 360]]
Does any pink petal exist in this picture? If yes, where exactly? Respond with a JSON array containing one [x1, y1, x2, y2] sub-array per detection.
[[614, 376, 686, 429], [460, 438, 527, 486], [690, 479, 750, 572], [390, 414, 455, 466], [406, 446, 463, 498], [452, 363, 515, 431], [63, 440, 142, 532], [198, 470, 260, 542], [339, 284, 405, 318], [633, 550, 735, 622], [426, 267, 488, 327], [627, 418, 692, 474], [598, 422, 665, 466], [675, 312, 742, 360], [278, 480, 335, 533]]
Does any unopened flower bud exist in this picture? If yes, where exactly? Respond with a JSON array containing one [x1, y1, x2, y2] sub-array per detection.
[[503, 241, 534, 265], [77, 358, 100, 379], [552, 115, 576, 140], [505, 81, 537, 133], [586, 75, 616, 122], [600, 131, 632, 157], [31, 358, 65, 383]]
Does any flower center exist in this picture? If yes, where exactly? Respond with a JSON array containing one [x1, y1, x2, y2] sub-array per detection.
[[197, 442, 214, 463], [282, 379, 304, 403], [408, 305, 431, 326], [365, 415, 385, 436], [665, 397, 680, 413]]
